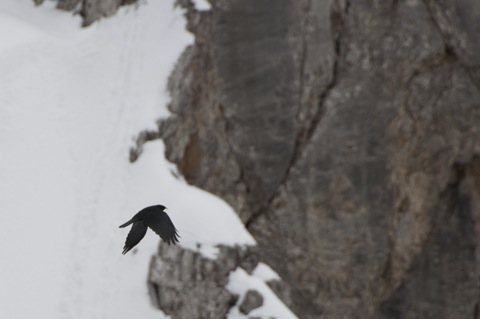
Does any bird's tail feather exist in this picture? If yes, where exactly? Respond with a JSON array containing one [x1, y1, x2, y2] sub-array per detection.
[[119, 219, 133, 228]]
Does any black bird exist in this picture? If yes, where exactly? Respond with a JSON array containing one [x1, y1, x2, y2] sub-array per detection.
[[119, 205, 179, 255]]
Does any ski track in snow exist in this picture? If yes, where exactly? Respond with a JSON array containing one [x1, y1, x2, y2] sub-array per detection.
[[0, 1, 296, 319]]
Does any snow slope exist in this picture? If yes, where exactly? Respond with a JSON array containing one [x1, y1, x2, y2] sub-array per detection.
[[0, 1, 296, 319]]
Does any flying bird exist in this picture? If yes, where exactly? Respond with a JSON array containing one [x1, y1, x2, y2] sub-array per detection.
[[119, 205, 179, 255]]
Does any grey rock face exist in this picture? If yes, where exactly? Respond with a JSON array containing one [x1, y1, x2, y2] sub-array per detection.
[[239, 289, 264, 315], [148, 244, 259, 319], [155, 0, 480, 318]]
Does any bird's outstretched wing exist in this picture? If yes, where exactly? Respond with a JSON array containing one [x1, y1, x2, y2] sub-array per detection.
[[143, 211, 180, 245], [122, 221, 148, 254]]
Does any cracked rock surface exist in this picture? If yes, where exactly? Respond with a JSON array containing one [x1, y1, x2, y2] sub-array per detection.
[[153, 0, 480, 318], [148, 244, 259, 319]]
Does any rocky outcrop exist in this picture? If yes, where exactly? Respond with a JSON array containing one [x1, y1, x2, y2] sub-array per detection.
[[153, 0, 480, 318], [148, 244, 259, 319], [34, 0, 138, 27], [239, 289, 263, 315]]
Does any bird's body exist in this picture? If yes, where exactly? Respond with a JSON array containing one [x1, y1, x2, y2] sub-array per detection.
[[119, 205, 179, 254]]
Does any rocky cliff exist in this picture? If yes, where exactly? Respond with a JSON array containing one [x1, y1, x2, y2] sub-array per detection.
[[155, 0, 480, 318], [47, 0, 480, 317]]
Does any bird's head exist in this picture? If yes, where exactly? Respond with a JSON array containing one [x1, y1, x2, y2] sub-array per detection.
[[157, 204, 167, 211]]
